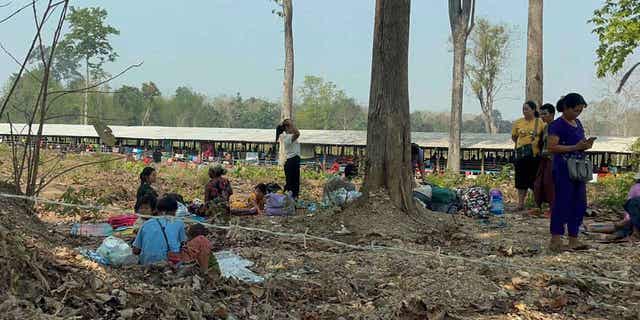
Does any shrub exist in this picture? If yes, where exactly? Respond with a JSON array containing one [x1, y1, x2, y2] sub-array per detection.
[[593, 173, 636, 208]]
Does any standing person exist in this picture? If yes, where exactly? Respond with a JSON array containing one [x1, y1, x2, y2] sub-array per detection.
[[411, 143, 425, 178], [534, 102, 557, 216], [277, 119, 301, 199], [152, 148, 163, 164], [512, 101, 544, 212], [547, 93, 594, 252], [135, 167, 159, 213]]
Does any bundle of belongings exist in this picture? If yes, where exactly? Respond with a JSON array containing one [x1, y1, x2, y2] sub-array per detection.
[[264, 183, 295, 216], [413, 184, 490, 218], [457, 187, 490, 218], [413, 184, 459, 214]]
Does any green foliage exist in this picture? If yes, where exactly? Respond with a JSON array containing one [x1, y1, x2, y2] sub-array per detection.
[[631, 138, 640, 170], [424, 171, 465, 189], [45, 186, 100, 215], [424, 165, 512, 190], [465, 18, 511, 133], [296, 75, 367, 130], [62, 6, 120, 70], [590, 0, 640, 78], [594, 173, 636, 208]]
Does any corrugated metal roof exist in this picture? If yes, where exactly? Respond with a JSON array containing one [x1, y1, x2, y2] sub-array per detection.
[[0, 123, 637, 153]]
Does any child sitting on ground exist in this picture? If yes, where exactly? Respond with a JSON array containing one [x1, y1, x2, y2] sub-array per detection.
[[132, 196, 187, 265], [201, 165, 233, 217], [231, 183, 267, 215], [132, 194, 157, 234], [180, 223, 214, 274]]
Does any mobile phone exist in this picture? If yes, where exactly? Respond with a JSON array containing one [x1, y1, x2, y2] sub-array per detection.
[[587, 137, 597, 141]]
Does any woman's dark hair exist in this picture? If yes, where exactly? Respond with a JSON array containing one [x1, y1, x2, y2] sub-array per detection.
[[254, 183, 267, 194], [540, 103, 556, 114], [411, 143, 419, 156], [208, 165, 226, 178], [140, 167, 155, 184], [276, 124, 285, 142], [163, 192, 184, 204], [524, 101, 539, 118], [266, 182, 282, 194], [344, 164, 357, 179], [138, 194, 157, 211], [558, 93, 587, 112], [156, 196, 178, 214], [187, 223, 209, 238]]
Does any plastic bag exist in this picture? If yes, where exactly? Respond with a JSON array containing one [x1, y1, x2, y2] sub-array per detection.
[[97, 236, 137, 265], [214, 251, 264, 284]]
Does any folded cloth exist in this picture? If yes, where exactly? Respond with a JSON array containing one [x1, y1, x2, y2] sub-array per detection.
[[71, 223, 113, 237], [107, 214, 139, 229]]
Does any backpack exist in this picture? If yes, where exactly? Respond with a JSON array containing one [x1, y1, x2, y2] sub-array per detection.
[[459, 187, 490, 218]]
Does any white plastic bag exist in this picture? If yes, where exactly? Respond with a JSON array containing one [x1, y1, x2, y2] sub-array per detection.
[[214, 251, 264, 284], [97, 236, 136, 265]]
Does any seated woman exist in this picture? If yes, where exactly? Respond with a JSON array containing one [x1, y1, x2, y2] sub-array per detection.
[[180, 223, 213, 274], [231, 183, 267, 216], [202, 166, 233, 217], [135, 167, 159, 213], [585, 172, 640, 241], [323, 164, 358, 206], [132, 196, 187, 265]]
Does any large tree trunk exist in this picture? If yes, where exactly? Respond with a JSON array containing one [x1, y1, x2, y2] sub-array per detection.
[[449, 34, 466, 171], [83, 56, 89, 126], [525, 0, 543, 107], [447, 0, 475, 172], [363, 0, 414, 212], [481, 112, 497, 134], [142, 100, 152, 126], [281, 0, 294, 120]]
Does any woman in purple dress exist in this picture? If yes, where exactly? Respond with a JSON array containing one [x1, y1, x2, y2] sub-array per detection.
[[547, 93, 594, 252]]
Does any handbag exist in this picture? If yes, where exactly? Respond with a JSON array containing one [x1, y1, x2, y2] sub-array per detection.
[[515, 118, 539, 161], [566, 156, 593, 182]]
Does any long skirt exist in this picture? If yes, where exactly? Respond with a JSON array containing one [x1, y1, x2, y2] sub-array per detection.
[[515, 157, 540, 190], [534, 157, 555, 207]]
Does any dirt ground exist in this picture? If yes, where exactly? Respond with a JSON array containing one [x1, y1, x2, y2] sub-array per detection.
[[1, 154, 639, 319]]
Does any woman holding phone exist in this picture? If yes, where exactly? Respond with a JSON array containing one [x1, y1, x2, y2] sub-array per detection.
[[547, 93, 594, 252]]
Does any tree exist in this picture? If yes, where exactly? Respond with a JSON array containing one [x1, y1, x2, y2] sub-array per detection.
[[466, 18, 510, 134], [62, 6, 119, 125], [447, 0, 476, 172], [364, 0, 413, 212], [113, 86, 144, 126], [272, 0, 294, 120], [141, 81, 160, 126], [591, 0, 640, 92], [525, 0, 543, 106]]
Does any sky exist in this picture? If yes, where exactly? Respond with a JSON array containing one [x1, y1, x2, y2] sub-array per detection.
[[0, 0, 609, 120]]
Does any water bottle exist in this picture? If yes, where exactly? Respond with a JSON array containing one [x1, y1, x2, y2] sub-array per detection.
[[490, 189, 504, 215]]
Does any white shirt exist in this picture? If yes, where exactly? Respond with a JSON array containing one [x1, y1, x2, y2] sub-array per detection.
[[282, 133, 300, 159]]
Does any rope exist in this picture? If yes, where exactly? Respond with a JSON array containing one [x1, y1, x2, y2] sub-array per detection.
[[0, 191, 638, 286]]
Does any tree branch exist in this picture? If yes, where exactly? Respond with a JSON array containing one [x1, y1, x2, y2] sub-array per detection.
[[616, 62, 640, 94], [0, 0, 39, 24], [47, 62, 143, 104], [0, 41, 42, 83], [35, 155, 126, 194]]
